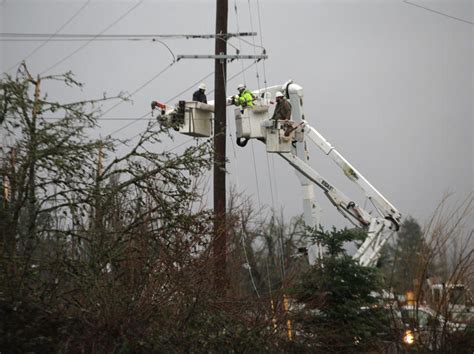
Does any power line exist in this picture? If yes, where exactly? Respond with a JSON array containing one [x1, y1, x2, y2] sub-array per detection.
[[0, 32, 258, 39], [101, 62, 176, 118], [105, 66, 212, 138], [207, 60, 257, 96], [255, 0, 268, 89], [106, 111, 152, 137], [105, 57, 258, 139], [230, 35, 266, 52], [40, 117, 150, 121], [165, 70, 214, 103], [73, 38, 178, 140], [6, 0, 92, 73], [233, 0, 247, 85], [403, 0, 474, 25], [1, 38, 158, 42], [250, 141, 262, 208], [40, 0, 146, 75], [247, 0, 261, 90]]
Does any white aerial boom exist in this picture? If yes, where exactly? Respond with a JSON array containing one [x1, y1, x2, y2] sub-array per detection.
[[153, 80, 401, 267]]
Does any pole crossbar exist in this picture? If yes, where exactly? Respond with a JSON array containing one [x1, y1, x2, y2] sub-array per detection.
[[177, 54, 267, 60]]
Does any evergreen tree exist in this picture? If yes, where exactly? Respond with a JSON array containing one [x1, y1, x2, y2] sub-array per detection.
[[380, 216, 424, 294], [292, 227, 397, 352]]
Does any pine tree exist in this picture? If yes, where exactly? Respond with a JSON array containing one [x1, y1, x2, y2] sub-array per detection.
[[292, 227, 397, 352], [381, 216, 424, 294]]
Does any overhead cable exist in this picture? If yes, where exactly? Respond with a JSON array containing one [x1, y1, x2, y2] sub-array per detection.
[[104, 69, 214, 139], [207, 60, 257, 96], [105, 54, 260, 139], [41, 0, 146, 75], [233, 0, 247, 85], [102, 61, 176, 136], [5, 0, 92, 73], [255, 0, 268, 89], [165, 70, 213, 104], [0, 32, 258, 39], [403, 0, 474, 25], [104, 66, 211, 138], [247, 0, 261, 90], [97, 39, 176, 121], [106, 111, 152, 137]]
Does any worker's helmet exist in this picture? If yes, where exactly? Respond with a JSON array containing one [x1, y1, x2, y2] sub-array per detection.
[[237, 83, 246, 92], [198, 83, 207, 91], [275, 91, 284, 99]]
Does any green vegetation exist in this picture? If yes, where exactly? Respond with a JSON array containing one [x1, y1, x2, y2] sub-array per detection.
[[1, 67, 472, 353]]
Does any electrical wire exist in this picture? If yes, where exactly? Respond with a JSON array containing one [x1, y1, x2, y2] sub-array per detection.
[[277, 217, 286, 280], [40, 0, 146, 75], [39, 117, 150, 121], [1, 39, 158, 42], [222, 54, 261, 299], [220, 61, 261, 298], [232, 1, 263, 211], [250, 142, 262, 208], [233, 0, 246, 85], [105, 111, 152, 137], [270, 154, 279, 205], [108, 59, 258, 139], [97, 40, 177, 137], [254, 0, 272, 210], [165, 70, 213, 103], [101, 61, 176, 119], [5, 0, 92, 73], [207, 60, 256, 96], [0, 32, 258, 39], [241, 226, 261, 298], [105, 66, 212, 138], [403, 0, 474, 25], [249, 0, 282, 281], [232, 35, 266, 54], [105, 49, 260, 140], [247, 0, 261, 90], [222, 60, 238, 162], [255, 0, 268, 90], [265, 154, 276, 211]]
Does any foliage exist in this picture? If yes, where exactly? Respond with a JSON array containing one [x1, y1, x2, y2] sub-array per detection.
[[0, 65, 220, 352], [291, 227, 397, 352], [0, 65, 293, 353], [379, 216, 425, 294], [380, 197, 474, 353], [226, 189, 309, 298], [4, 65, 471, 353]]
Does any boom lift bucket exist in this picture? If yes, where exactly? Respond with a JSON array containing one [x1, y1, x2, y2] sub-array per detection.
[[159, 100, 214, 137], [262, 120, 297, 153], [235, 103, 269, 139]]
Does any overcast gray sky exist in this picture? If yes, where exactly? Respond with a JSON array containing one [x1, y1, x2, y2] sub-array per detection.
[[1, 0, 472, 230]]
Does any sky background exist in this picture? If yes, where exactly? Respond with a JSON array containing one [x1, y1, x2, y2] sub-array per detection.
[[1, 0, 472, 231]]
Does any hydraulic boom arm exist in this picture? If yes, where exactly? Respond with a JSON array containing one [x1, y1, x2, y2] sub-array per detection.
[[274, 119, 401, 267], [154, 79, 402, 267]]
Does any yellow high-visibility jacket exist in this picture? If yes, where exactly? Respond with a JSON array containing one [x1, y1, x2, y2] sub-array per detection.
[[234, 90, 254, 107]]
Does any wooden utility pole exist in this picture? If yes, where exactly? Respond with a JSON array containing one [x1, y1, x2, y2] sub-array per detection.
[[213, 0, 228, 293], [175, 12, 264, 295]]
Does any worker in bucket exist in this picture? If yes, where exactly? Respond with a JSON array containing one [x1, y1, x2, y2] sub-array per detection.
[[232, 84, 254, 109], [271, 91, 292, 121], [192, 83, 207, 103]]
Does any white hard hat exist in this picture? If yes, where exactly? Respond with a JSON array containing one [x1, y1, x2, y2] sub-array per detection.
[[237, 84, 246, 91], [199, 83, 207, 90], [275, 91, 284, 98]]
